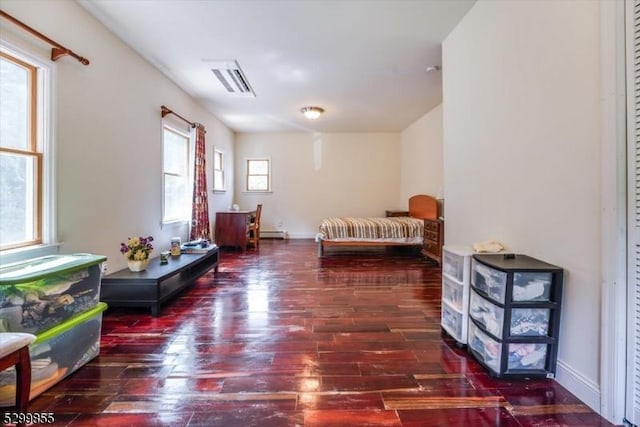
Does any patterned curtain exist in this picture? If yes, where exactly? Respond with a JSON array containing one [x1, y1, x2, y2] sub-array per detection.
[[190, 124, 211, 240]]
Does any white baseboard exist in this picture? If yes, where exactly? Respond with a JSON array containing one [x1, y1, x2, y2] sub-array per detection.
[[286, 232, 318, 239], [555, 358, 601, 413]]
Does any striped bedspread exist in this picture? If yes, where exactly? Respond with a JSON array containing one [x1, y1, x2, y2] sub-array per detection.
[[318, 217, 424, 241]]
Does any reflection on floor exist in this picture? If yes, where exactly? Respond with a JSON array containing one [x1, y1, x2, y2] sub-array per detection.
[[13, 240, 617, 426]]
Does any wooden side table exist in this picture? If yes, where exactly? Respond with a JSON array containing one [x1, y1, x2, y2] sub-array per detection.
[[215, 211, 256, 248]]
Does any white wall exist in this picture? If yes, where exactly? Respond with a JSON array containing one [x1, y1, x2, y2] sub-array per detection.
[[443, 0, 602, 409], [233, 132, 400, 238], [0, 0, 235, 271], [399, 104, 443, 205]]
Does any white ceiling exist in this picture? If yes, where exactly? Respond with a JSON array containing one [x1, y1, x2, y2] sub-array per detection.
[[78, 0, 475, 133]]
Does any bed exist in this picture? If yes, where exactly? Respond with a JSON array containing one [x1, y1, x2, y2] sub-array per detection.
[[316, 194, 438, 256]]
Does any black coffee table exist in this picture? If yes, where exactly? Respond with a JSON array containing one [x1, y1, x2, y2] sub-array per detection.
[[100, 246, 219, 316]]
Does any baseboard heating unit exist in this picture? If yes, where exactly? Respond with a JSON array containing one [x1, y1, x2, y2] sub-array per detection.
[[260, 230, 287, 239]]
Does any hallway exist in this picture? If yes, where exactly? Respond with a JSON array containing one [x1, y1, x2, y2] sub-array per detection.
[[22, 240, 615, 426]]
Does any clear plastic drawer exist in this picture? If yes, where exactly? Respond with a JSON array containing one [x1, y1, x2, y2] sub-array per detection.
[[468, 321, 501, 374], [0, 254, 106, 334], [508, 343, 548, 371], [472, 259, 508, 303], [442, 275, 464, 311], [510, 308, 550, 337], [441, 301, 463, 341], [469, 290, 504, 338], [470, 292, 551, 338], [0, 302, 107, 406], [512, 272, 553, 301], [443, 250, 465, 283]]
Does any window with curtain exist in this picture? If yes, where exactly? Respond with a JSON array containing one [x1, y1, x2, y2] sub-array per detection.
[[246, 158, 271, 192], [213, 148, 225, 192], [0, 51, 42, 250], [162, 124, 191, 223]]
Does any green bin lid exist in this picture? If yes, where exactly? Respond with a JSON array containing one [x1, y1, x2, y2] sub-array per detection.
[[0, 254, 107, 285], [34, 302, 108, 344]]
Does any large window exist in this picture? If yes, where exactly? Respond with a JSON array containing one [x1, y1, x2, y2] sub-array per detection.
[[246, 158, 271, 192], [162, 124, 191, 223], [0, 51, 41, 250]]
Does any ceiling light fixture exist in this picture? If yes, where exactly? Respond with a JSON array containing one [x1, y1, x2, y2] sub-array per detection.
[[301, 106, 324, 120]]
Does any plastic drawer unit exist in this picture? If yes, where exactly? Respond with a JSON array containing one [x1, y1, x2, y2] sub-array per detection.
[[0, 302, 107, 406], [440, 245, 474, 345], [468, 254, 563, 378], [0, 254, 107, 334]]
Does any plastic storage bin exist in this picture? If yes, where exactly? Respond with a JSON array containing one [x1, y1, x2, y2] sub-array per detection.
[[468, 321, 501, 373], [0, 254, 106, 334], [0, 302, 107, 406], [510, 308, 551, 337], [471, 259, 508, 304], [469, 290, 505, 337], [470, 291, 552, 339], [442, 246, 471, 283], [442, 275, 464, 311], [513, 272, 553, 301], [468, 254, 563, 378], [440, 245, 474, 345], [441, 302, 463, 339]]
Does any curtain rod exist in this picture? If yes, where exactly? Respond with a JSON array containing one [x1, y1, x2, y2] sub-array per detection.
[[161, 105, 205, 131], [0, 10, 90, 65]]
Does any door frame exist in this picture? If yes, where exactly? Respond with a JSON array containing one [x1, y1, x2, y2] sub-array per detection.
[[599, 0, 628, 424]]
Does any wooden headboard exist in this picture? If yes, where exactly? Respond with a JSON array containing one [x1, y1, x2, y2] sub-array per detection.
[[408, 194, 437, 220]]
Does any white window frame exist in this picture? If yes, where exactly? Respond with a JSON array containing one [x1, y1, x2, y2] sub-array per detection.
[[245, 157, 271, 193], [161, 122, 192, 225], [0, 41, 55, 258], [213, 147, 225, 192]]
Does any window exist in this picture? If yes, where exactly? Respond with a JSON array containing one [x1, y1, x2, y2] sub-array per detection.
[[246, 158, 270, 192], [0, 51, 41, 250], [162, 124, 191, 223], [213, 148, 225, 192]]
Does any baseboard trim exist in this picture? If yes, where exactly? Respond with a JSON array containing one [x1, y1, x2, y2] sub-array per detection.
[[555, 358, 601, 413], [286, 232, 317, 239]]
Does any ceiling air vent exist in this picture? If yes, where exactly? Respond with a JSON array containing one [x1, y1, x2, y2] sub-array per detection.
[[209, 60, 255, 97]]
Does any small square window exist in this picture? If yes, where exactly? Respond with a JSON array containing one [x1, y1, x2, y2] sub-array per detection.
[[246, 158, 270, 192]]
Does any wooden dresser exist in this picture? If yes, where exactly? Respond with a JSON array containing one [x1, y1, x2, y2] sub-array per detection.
[[422, 218, 444, 266], [215, 210, 255, 249]]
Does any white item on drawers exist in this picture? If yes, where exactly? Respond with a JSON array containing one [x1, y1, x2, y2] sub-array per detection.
[[441, 300, 463, 342]]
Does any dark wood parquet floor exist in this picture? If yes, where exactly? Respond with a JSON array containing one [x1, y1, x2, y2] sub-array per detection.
[[13, 240, 616, 426]]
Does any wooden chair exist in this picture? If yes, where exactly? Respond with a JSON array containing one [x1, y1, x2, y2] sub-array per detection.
[[0, 332, 36, 420], [248, 204, 262, 248]]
